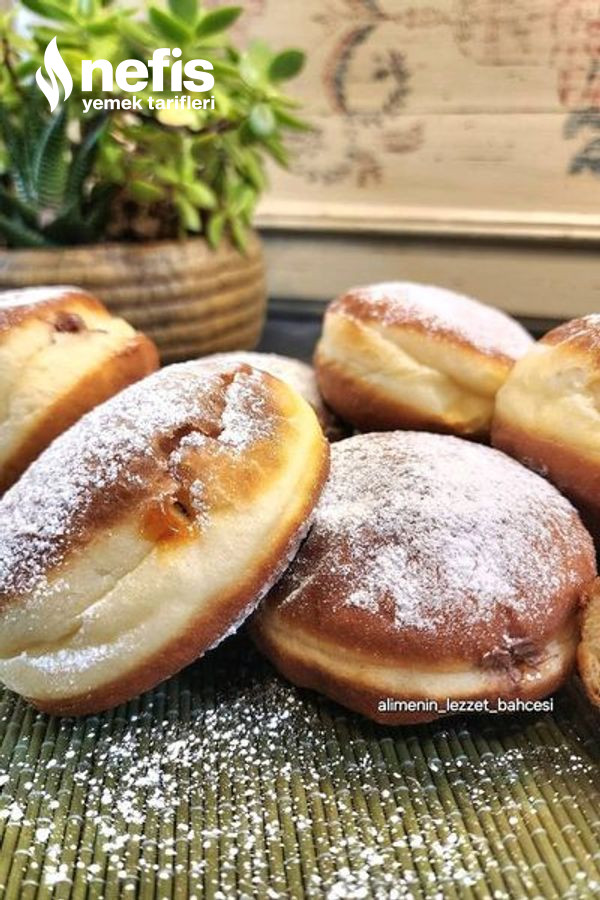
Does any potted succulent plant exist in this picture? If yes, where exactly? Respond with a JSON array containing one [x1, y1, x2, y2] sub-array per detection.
[[0, 0, 306, 360]]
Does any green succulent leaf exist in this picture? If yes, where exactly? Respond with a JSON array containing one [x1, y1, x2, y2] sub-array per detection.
[[206, 210, 225, 248], [154, 163, 180, 185], [33, 107, 69, 208], [85, 183, 113, 236], [229, 215, 247, 251], [275, 108, 312, 131], [169, 0, 198, 23], [263, 135, 289, 166], [176, 195, 201, 232], [231, 183, 255, 216], [0, 212, 52, 247], [129, 179, 166, 202], [269, 49, 305, 81], [210, 87, 233, 116], [149, 6, 190, 43], [21, 0, 76, 23], [64, 117, 107, 206], [15, 59, 38, 78], [76, 0, 96, 17], [185, 181, 217, 208], [238, 150, 266, 190], [209, 59, 240, 80], [0, 108, 33, 203], [86, 15, 122, 36], [0, 0, 306, 248], [249, 103, 276, 138], [120, 19, 152, 47], [196, 6, 241, 38], [0, 188, 38, 227]]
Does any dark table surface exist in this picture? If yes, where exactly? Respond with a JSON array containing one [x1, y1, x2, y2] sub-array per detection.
[[257, 300, 326, 361]]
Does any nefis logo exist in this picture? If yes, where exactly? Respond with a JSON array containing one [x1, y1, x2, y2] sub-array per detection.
[[36, 38, 73, 112], [34, 37, 216, 114]]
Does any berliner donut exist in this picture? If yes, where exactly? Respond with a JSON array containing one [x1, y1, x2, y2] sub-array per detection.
[[492, 314, 600, 537], [314, 282, 533, 437], [577, 578, 600, 707], [0, 360, 329, 715], [0, 285, 158, 493], [251, 432, 595, 724], [202, 351, 347, 440]]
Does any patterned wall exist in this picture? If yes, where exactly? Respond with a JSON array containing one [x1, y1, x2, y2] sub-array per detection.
[[242, 0, 600, 239]]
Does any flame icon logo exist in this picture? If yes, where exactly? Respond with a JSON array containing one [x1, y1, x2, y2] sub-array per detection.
[[35, 38, 73, 112]]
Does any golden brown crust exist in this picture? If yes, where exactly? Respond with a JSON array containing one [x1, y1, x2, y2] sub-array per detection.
[[490, 314, 600, 545], [577, 578, 600, 708], [258, 433, 595, 661], [0, 285, 159, 494], [260, 573, 584, 665], [491, 414, 600, 539], [199, 351, 349, 441], [0, 363, 287, 603], [29, 453, 328, 716], [314, 284, 531, 437], [252, 617, 579, 725], [541, 315, 600, 359], [315, 349, 485, 436], [328, 283, 532, 366], [0, 361, 330, 714], [257, 538, 589, 666], [0, 286, 106, 333], [251, 432, 595, 724], [0, 334, 158, 494]]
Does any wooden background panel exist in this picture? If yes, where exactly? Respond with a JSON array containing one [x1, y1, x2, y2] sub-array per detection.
[[261, 230, 600, 314], [244, 0, 600, 238]]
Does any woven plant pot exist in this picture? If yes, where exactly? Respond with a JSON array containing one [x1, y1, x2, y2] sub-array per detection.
[[0, 232, 267, 363]]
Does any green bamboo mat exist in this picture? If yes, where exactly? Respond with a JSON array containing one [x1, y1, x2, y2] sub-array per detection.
[[1, 636, 599, 900]]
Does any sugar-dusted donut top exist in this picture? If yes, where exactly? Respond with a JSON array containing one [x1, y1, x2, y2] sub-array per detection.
[[0, 361, 287, 601], [330, 282, 533, 362], [0, 286, 80, 309], [542, 313, 600, 359], [0, 286, 108, 331], [203, 352, 324, 416], [265, 432, 595, 661]]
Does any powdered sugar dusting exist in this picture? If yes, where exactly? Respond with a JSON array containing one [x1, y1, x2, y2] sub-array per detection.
[[0, 360, 276, 600], [218, 367, 273, 448], [544, 313, 600, 352], [0, 286, 82, 310], [0, 644, 597, 898], [278, 433, 593, 650], [204, 351, 324, 413], [579, 313, 600, 327], [338, 282, 533, 360]]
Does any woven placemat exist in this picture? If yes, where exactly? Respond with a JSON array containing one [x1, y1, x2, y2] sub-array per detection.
[[0, 634, 599, 900]]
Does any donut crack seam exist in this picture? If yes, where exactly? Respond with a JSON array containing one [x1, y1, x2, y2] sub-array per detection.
[[367, 321, 492, 401]]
